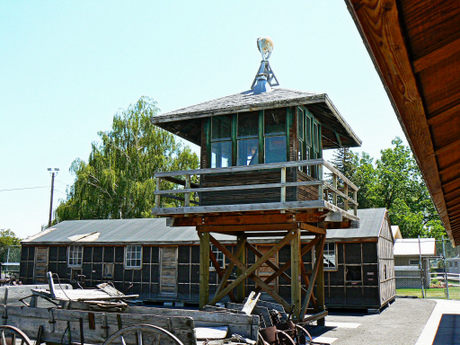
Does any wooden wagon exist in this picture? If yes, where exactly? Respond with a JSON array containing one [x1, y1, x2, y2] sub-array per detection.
[[0, 273, 314, 345]]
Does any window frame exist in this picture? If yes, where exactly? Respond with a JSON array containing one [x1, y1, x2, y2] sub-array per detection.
[[125, 245, 142, 269], [210, 115, 233, 168], [323, 242, 337, 271], [67, 245, 83, 268]]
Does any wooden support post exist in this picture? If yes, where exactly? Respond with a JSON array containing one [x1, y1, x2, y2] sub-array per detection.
[[332, 174, 338, 206], [300, 235, 325, 320], [199, 231, 210, 309], [280, 167, 286, 203], [236, 234, 247, 302], [353, 189, 358, 216], [184, 175, 191, 207], [291, 228, 301, 321], [155, 177, 161, 208], [344, 184, 349, 211], [315, 239, 326, 326]]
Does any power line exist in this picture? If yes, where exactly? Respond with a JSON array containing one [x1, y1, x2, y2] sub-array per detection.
[[0, 186, 48, 193]]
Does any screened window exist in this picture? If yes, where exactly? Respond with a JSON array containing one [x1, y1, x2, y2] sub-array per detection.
[[210, 245, 225, 270], [68, 246, 83, 267], [125, 245, 142, 268], [237, 112, 259, 166], [211, 115, 233, 168], [264, 109, 287, 163], [323, 242, 336, 270]]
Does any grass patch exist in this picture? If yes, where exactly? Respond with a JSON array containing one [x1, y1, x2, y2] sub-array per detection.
[[397, 287, 460, 299]]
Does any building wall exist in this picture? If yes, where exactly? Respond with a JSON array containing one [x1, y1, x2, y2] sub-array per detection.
[[377, 215, 396, 306], [20, 237, 393, 309]]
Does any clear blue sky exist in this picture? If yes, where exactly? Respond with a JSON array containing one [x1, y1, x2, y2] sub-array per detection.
[[0, 1, 405, 239]]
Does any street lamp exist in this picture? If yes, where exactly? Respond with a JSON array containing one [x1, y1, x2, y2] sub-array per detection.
[[47, 168, 60, 227]]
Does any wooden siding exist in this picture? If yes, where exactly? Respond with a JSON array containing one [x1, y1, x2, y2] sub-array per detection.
[[377, 215, 396, 306]]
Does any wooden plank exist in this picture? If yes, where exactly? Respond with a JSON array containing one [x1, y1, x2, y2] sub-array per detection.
[[413, 36, 460, 73], [154, 180, 322, 195], [236, 235, 247, 302], [199, 231, 210, 309], [299, 223, 326, 234], [215, 238, 245, 299], [254, 236, 321, 293], [208, 233, 295, 310], [154, 159, 325, 177], [169, 212, 325, 227], [198, 224, 299, 232], [300, 235, 325, 319], [315, 240, 326, 326], [291, 228, 302, 320]]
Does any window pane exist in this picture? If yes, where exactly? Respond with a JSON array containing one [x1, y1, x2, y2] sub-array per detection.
[[211, 141, 232, 168], [211, 115, 232, 140], [306, 116, 312, 145], [265, 109, 286, 135], [238, 139, 259, 166], [297, 109, 304, 141], [323, 243, 336, 270], [238, 112, 259, 138], [313, 123, 319, 151], [265, 136, 287, 163]]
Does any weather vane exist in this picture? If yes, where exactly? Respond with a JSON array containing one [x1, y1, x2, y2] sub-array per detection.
[[251, 36, 279, 93]]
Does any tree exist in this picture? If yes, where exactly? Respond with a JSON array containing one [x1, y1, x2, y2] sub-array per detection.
[[332, 138, 446, 238], [55, 97, 199, 221], [0, 229, 21, 246]]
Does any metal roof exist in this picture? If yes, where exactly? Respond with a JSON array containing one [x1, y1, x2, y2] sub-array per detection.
[[151, 88, 361, 150], [393, 238, 436, 256], [23, 208, 388, 246], [22, 218, 233, 245], [326, 208, 388, 240]]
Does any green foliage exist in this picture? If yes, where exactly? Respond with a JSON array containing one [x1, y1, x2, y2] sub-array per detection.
[[332, 137, 446, 239], [0, 229, 21, 246], [56, 97, 199, 221]]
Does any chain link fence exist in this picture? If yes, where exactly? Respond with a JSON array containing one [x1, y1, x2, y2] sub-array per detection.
[[0, 245, 21, 279], [396, 237, 460, 299]]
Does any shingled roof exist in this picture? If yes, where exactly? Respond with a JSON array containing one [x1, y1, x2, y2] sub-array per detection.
[[151, 88, 361, 149]]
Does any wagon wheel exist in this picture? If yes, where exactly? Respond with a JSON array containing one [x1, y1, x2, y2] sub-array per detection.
[[102, 324, 184, 345], [0, 325, 33, 345]]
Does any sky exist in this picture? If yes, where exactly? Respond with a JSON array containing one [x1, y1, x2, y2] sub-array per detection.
[[0, 1, 405, 240]]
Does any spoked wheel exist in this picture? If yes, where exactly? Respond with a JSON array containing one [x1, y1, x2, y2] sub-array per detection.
[[0, 326, 33, 345], [102, 324, 185, 345]]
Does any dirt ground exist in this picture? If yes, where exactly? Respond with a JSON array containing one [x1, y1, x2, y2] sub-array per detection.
[[304, 297, 436, 345]]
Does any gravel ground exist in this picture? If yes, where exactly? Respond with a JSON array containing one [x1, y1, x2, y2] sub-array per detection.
[[305, 297, 437, 345]]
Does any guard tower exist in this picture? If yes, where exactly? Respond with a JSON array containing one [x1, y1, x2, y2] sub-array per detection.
[[151, 37, 361, 322]]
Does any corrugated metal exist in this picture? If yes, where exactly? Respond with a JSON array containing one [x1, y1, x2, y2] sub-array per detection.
[[23, 208, 388, 245], [326, 208, 387, 240], [22, 218, 234, 245]]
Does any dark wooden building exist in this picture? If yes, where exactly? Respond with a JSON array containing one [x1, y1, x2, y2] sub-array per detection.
[[20, 208, 395, 311]]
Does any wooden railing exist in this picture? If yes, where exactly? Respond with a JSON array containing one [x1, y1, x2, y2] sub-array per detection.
[[153, 158, 359, 216]]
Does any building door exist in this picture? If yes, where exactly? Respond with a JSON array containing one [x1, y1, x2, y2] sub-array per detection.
[[34, 247, 49, 283], [159, 247, 178, 296], [256, 245, 279, 292]]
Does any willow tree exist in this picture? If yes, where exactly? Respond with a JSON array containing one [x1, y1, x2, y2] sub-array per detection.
[[55, 97, 199, 221]]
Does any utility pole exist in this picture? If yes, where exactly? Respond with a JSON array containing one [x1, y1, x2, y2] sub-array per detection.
[[47, 168, 59, 227]]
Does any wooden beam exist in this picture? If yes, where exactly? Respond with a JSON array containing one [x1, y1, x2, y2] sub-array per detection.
[[439, 158, 460, 176], [199, 231, 210, 309], [427, 102, 460, 126], [413, 36, 460, 73], [253, 236, 321, 293], [209, 250, 236, 302], [300, 235, 325, 320], [299, 223, 326, 235], [208, 232, 296, 311], [215, 238, 246, 298], [315, 240, 326, 326], [435, 138, 460, 156], [169, 212, 325, 227], [291, 228, 302, 321], [236, 235, 247, 302], [346, 0, 452, 241], [197, 223, 300, 232]]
